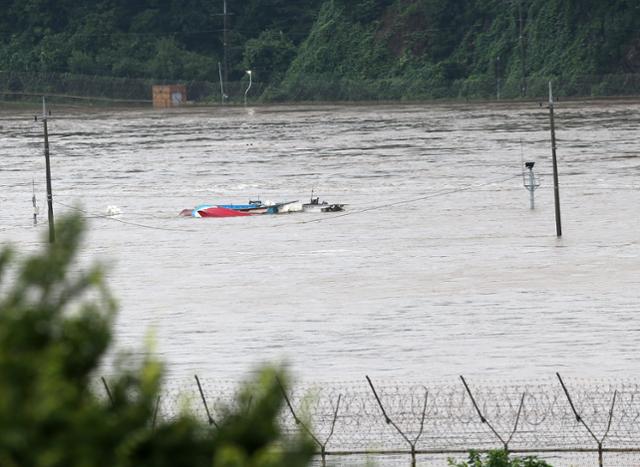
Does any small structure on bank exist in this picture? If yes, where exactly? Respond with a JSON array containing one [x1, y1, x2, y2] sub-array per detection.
[[152, 85, 187, 108]]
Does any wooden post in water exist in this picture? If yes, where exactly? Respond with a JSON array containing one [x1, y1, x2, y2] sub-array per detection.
[[548, 82, 562, 237], [42, 97, 55, 243], [32, 179, 38, 225]]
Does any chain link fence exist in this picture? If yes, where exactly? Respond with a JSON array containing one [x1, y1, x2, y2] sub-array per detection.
[[0, 71, 264, 104], [97, 374, 640, 466], [2, 71, 640, 104]]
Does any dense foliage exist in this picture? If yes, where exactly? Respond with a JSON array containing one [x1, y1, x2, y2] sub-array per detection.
[[0, 214, 314, 467], [0, 0, 323, 82], [276, 0, 640, 100], [1, 0, 640, 100], [448, 450, 552, 467]]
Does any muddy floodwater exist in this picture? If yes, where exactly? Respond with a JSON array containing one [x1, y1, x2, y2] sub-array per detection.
[[1, 100, 639, 382]]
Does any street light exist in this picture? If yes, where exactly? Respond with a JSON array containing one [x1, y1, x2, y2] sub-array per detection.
[[244, 70, 252, 106]]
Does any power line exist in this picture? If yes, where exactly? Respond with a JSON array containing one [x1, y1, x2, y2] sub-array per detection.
[[48, 175, 518, 233], [55, 201, 196, 233], [274, 174, 521, 227]]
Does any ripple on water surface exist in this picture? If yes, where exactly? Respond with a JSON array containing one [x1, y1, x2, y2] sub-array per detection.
[[1, 101, 639, 381]]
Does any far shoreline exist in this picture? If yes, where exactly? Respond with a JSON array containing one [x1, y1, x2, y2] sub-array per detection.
[[2, 93, 640, 113]]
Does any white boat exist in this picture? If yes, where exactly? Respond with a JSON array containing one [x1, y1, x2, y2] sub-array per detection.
[[274, 200, 303, 213], [303, 194, 345, 213]]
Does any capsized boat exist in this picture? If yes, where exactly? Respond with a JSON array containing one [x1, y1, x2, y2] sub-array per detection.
[[179, 194, 344, 218], [193, 205, 253, 217], [179, 200, 302, 218], [180, 202, 268, 218], [273, 200, 303, 214]]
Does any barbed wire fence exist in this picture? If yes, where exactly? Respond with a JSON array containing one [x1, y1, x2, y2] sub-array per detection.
[[98, 373, 640, 466]]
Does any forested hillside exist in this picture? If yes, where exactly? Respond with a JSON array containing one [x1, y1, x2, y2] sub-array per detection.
[[275, 0, 640, 100], [0, 0, 322, 81], [1, 0, 639, 101]]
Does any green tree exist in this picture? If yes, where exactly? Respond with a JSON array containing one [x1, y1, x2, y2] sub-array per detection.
[[448, 449, 553, 467], [243, 30, 297, 83], [0, 214, 314, 467]]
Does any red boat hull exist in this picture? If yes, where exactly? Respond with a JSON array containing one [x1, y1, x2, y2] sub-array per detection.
[[197, 206, 252, 218]]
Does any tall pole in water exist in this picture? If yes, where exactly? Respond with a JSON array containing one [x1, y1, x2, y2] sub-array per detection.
[[548, 82, 562, 237], [522, 162, 539, 210], [42, 97, 55, 242], [528, 168, 535, 209], [32, 179, 38, 225]]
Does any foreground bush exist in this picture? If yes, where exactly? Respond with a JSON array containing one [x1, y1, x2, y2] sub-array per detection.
[[0, 214, 314, 467], [448, 449, 552, 467]]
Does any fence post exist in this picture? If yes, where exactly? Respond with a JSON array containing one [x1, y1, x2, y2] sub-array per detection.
[[557, 373, 616, 467], [194, 374, 218, 428], [460, 376, 511, 452], [317, 394, 342, 466], [599, 390, 618, 467], [152, 395, 160, 430], [506, 393, 526, 448], [275, 376, 341, 466], [101, 376, 114, 406], [366, 376, 428, 467]]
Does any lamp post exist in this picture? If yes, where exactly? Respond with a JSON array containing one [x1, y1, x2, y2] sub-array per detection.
[[244, 70, 252, 106]]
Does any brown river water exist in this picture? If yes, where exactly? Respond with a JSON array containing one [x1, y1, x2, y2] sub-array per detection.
[[1, 100, 639, 382]]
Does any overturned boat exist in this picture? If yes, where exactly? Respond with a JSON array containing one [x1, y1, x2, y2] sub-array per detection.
[[180, 200, 304, 218], [179, 192, 344, 218]]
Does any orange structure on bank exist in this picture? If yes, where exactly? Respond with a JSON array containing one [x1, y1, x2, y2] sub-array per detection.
[[152, 85, 187, 108]]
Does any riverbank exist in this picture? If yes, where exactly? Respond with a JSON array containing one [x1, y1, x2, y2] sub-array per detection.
[[3, 93, 640, 112]]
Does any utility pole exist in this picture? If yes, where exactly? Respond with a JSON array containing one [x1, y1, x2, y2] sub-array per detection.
[[223, 0, 228, 96], [495, 56, 501, 100], [548, 82, 562, 237], [42, 97, 55, 243], [213, 0, 232, 102], [518, 0, 527, 97]]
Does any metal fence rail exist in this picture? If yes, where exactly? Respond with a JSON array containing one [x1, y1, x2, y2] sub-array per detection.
[[102, 374, 640, 466]]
